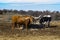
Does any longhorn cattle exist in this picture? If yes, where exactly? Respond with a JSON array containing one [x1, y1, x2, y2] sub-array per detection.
[[33, 15, 41, 24], [39, 15, 52, 27], [12, 15, 34, 31]]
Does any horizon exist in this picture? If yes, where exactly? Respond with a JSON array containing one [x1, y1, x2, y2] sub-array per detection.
[[0, 0, 60, 11]]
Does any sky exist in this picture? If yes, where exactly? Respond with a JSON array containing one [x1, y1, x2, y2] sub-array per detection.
[[0, 0, 60, 11]]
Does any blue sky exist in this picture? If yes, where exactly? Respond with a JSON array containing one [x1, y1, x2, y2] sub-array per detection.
[[0, 0, 60, 11]]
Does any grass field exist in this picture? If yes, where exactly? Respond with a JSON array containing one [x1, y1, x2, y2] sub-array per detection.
[[0, 15, 60, 40], [0, 20, 60, 40]]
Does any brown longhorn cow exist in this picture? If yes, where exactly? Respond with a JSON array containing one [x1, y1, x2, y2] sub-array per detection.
[[12, 15, 34, 32]]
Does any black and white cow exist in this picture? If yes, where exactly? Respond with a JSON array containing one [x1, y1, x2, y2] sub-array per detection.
[[39, 15, 52, 27]]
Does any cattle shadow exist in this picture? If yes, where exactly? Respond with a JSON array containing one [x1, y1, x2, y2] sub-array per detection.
[[28, 24, 57, 29], [28, 24, 45, 29]]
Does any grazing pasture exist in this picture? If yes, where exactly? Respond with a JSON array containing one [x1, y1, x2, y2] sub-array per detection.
[[0, 15, 60, 40]]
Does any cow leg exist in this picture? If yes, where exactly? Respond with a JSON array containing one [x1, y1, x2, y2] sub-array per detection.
[[48, 21, 50, 27], [15, 22, 17, 28], [25, 23, 28, 31], [23, 24, 25, 30], [18, 23, 20, 28], [18, 22, 22, 28], [25, 22, 28, 35]]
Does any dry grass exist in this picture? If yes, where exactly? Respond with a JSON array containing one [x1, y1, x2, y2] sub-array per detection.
[[0, 35, 60, 40], [0, 20, 60, 40], [50, 20, 60, 26]]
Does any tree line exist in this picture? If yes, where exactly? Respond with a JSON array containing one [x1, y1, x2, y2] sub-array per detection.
[[0, 9, 60, 20]]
